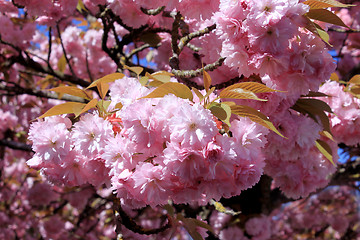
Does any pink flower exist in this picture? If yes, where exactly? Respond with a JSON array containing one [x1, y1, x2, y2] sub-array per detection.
[[28, 117, 72, 166], [71, 113, 114, 159], [163, 142, 209, 184], [130, 162, 171, 207], [245, 215, 272, 240], [109, 76, 151, 107], [169, 102, 218, 149]]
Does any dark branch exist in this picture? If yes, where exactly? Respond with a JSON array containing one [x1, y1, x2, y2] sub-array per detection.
[[169, 12, 182, 70], [47, 27, 53, 70], [0, 139, 33, 152], [56, 24, 76, 76], [115, 204, 171, 235]]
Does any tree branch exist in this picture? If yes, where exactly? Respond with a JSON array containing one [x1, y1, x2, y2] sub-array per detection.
[[171, 57, 225, 78], [0, 80, 87, 103], [178, 24, 216, 52], [0, 139, 33, 152], [169, 12, 182, 70], [328, 28, 360, 33], [115, 204, 171, 235], [140, 6, 165, 16], [56, 24, 76, 76]]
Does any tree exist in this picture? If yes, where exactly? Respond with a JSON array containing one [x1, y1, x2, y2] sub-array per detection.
[[1, 0, 360, 239]]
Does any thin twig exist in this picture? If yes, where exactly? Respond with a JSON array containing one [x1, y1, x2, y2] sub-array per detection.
[[140, 6, 165, 16], [47, 27, 53, 71], [126, 43, 151, 59], [328, 28, 360, 33], [85, 50, 94, 82], [56, 24, 76, 76]]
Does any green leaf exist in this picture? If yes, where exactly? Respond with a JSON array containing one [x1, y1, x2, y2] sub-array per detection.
[[203, 70, 211, 92], [209, 102, 231, 127], [38, 102, 86, 119], [231, 105, 285, 138], [303, 0, 354, 9], [320, 130, 335, 142], [76, 0, 88, 13], [210, 199, 241, 216], [306, 9, 350, 29], [304, 17, 332, 46], [316, 27, 332, 46], [141, 82, 193, 101], [48, 86, 90, 100], [316, 139, 335, 166], [97, 100, 111, 112]]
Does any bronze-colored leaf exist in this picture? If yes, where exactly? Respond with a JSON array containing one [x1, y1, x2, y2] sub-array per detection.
[[141, 82, 193, 101], [231, 105, 285, 137], [124, 65, 143, 76], [306, 9, 350, 29], [86, 72, 125, 89], [222, 82, 281, 93], [303, 0, 354, 9], [48, 86, 90, 100], [38, 102, 86, 119], [78, 99, 98, 116], [203, 70, 211, 92], [349, 75, 360, 85], [220, 88, 267, 101]]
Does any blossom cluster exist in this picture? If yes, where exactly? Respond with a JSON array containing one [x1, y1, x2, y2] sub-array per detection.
[[28, 77, 268, 208], [215, 0, 336, 98], [319, 80, 360, 146]]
